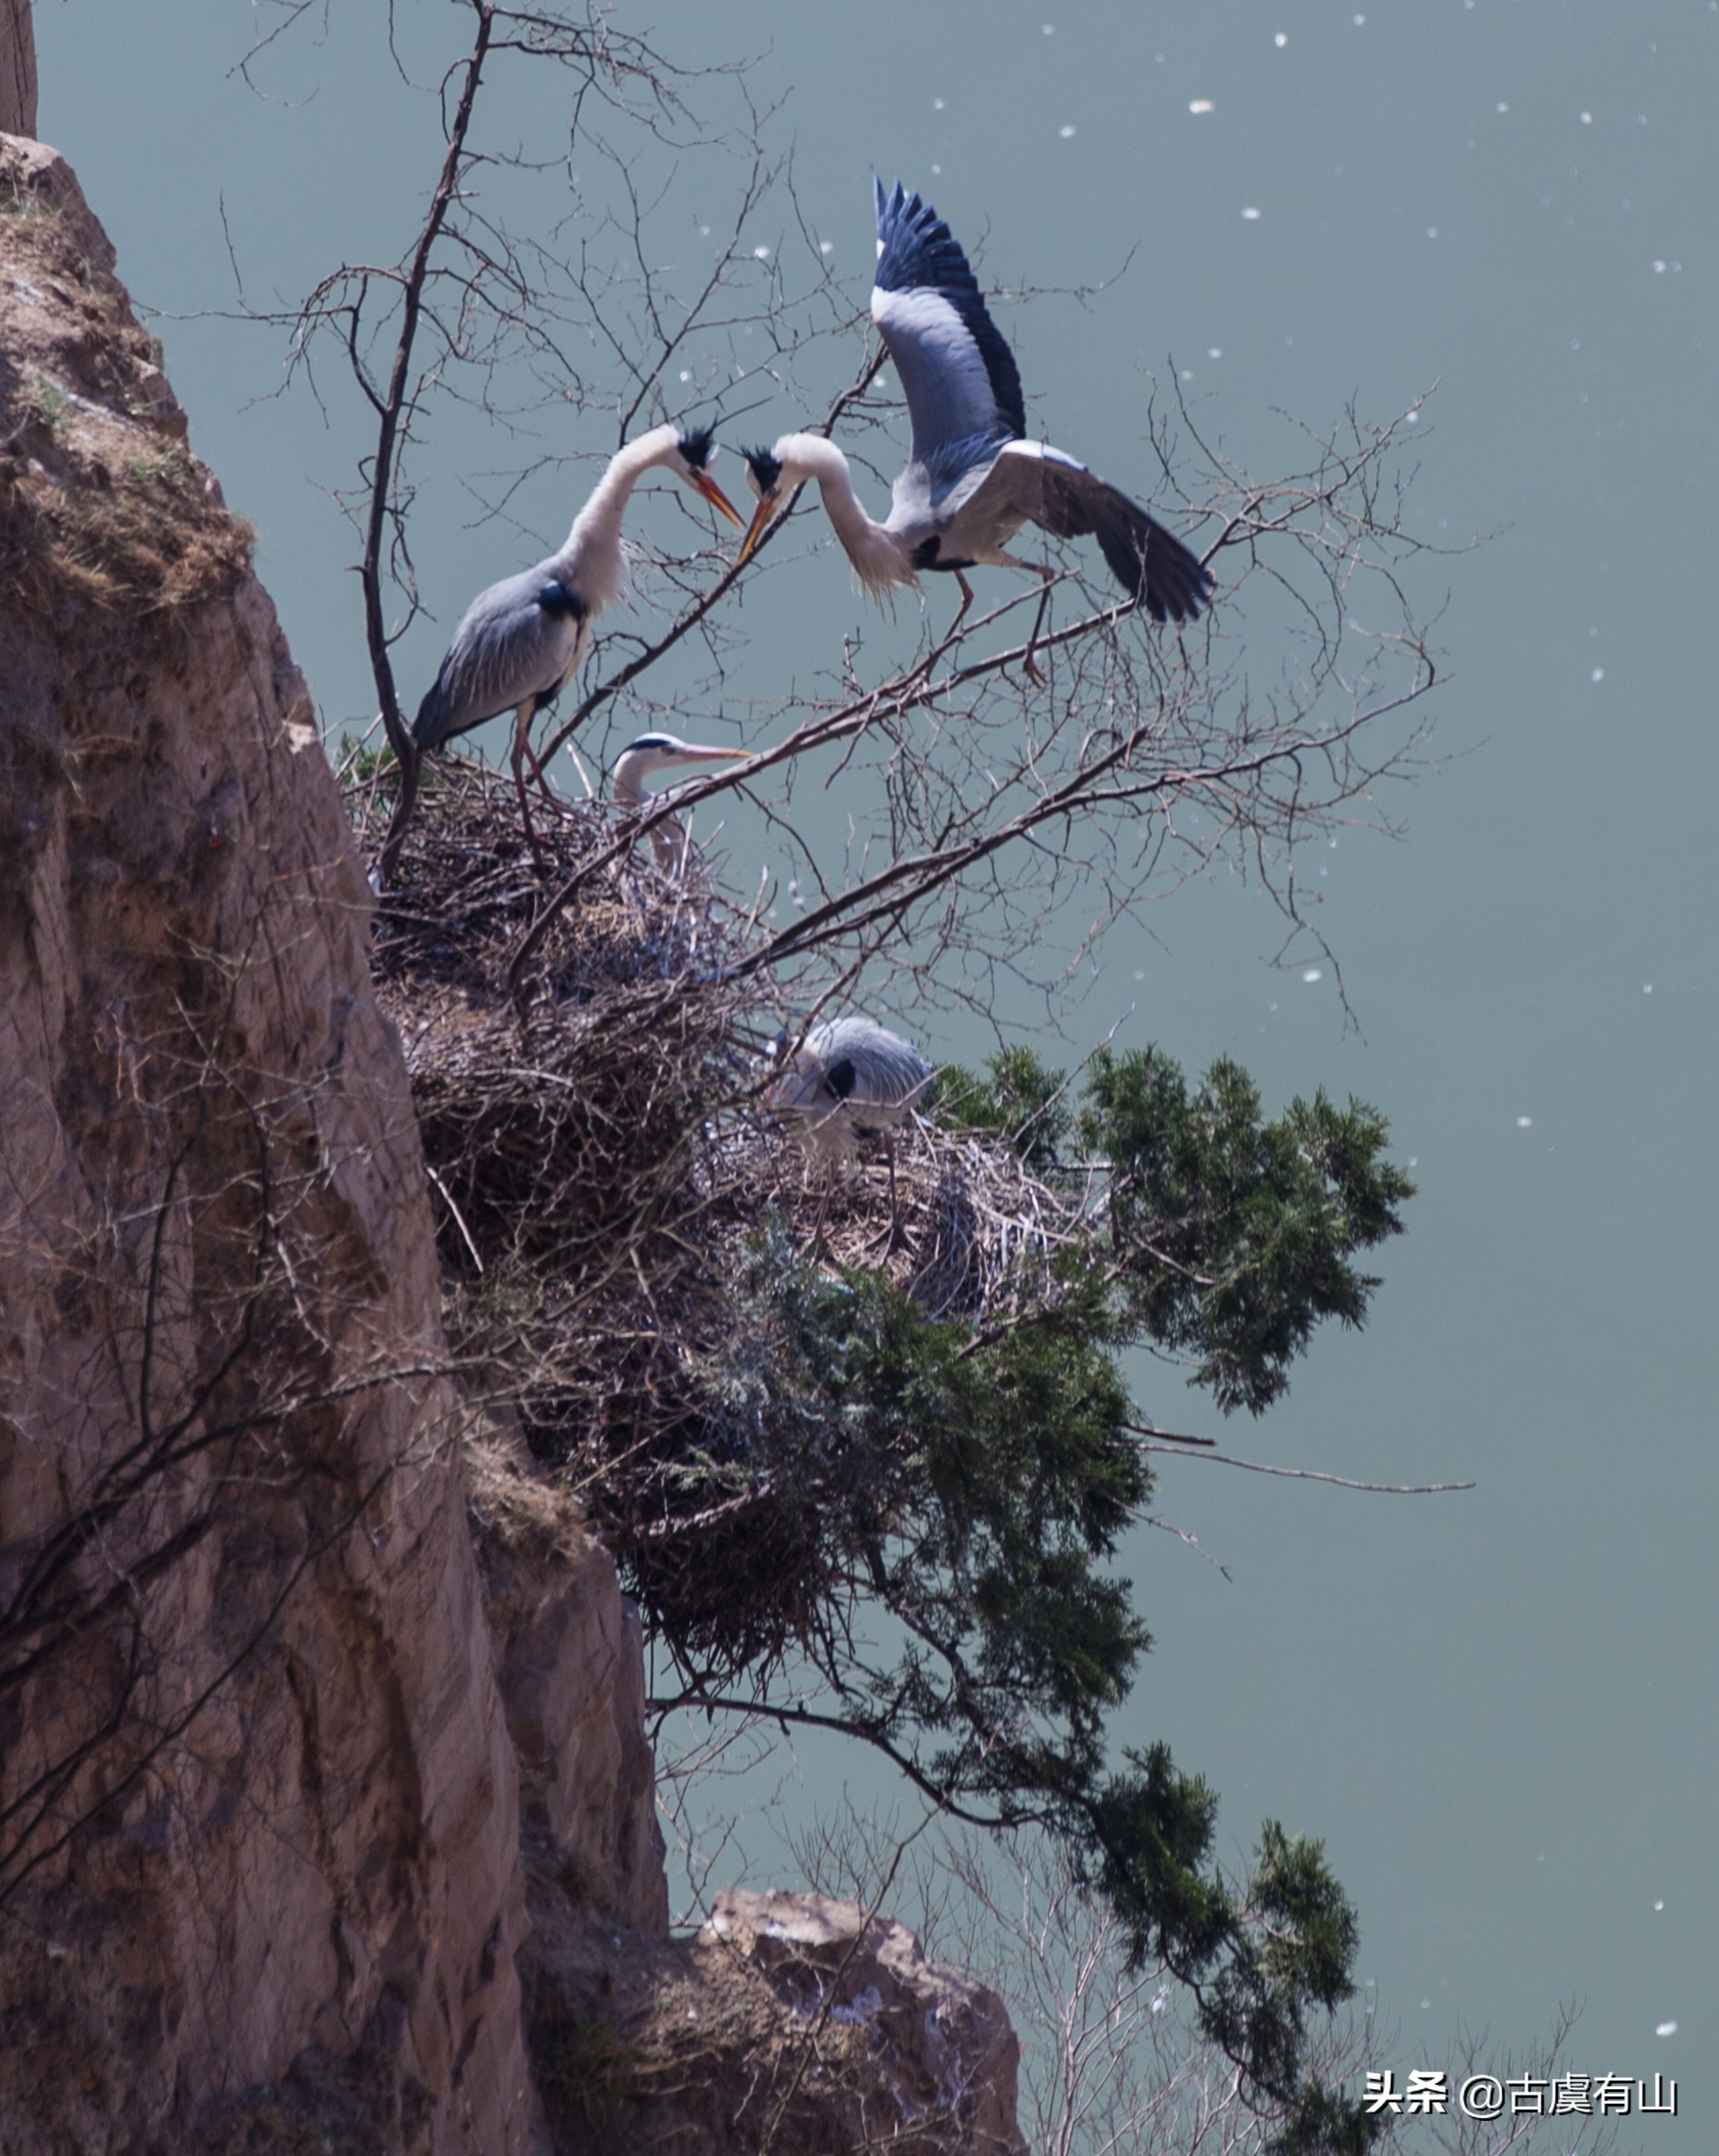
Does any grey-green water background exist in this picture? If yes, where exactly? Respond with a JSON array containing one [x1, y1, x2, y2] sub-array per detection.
[[35, 0, 1714, 2136]]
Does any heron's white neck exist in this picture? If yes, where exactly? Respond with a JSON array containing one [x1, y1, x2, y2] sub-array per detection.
[[778, 433, 915, 599], [549, 422, 681, 614]]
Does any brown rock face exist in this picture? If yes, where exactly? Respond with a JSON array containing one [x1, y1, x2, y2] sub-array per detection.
[[466, 1441, 668, 1935], [0, 136, 534, 2154]]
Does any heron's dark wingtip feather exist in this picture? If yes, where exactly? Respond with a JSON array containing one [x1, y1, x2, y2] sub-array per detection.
[[1094, 512, 1214, 624]]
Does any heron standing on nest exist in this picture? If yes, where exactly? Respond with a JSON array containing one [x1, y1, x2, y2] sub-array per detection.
[[412, 425, 744, 841], [767, 1015, 935, 1250], [610, 732, 748, 875], [735, 179, 1213, 674]]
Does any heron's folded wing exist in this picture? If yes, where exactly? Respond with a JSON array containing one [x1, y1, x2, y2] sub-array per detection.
[[979, 442, 1214, 624], [414, 570, 586, 746], [872, 176, 1026, 466]]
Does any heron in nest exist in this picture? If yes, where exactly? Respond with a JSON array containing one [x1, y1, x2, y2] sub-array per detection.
[[735, 179, 1213, 678], [611, 732, 747, 876], [412, 424, 744, 840], [767, 1015, 934, 1252]]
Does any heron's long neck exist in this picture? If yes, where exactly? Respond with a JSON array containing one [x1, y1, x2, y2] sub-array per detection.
[[788, 435, 913, 597], [549, 429, 671, 613]]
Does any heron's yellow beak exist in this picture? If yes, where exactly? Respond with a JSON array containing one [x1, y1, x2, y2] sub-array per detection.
[[692, 470, 746, 528], [735, 497, 778, 569], [677, 745, 750, 764]]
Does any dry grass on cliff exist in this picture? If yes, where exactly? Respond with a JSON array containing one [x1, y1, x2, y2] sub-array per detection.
[[358, 757, 1073, 1676], [0, 145, 255, 617]]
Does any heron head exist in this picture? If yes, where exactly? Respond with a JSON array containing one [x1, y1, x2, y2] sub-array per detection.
[[612, 731, 747, 798], [669, 426, 744, 529], [736, 445, 790, 567]]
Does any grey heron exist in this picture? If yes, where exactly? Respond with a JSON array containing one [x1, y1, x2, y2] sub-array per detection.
[[767, 1015, 935, 1248], [412, 423, 744, 836], [736, 179, 1213, 663], [611, 731, 747, 875]]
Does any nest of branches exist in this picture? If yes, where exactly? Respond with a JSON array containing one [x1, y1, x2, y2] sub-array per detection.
[[361, 758, 1078, 1677]]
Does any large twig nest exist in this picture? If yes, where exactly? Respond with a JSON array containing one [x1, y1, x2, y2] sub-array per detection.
[[354, 759, 1081, 1673]]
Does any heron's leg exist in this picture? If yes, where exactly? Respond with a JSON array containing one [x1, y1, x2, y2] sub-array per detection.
[[1020, 563, 1056, 687], [910, 570, 977, 688], [514, 710, 564, 812], [865, 1131, 909, 1260], [945, 569, 976, 645], [803, 1161, 835, 1256], [511, 703, 548, 868]]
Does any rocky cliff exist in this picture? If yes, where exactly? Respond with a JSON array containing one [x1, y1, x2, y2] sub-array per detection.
[[0, 130, 542, 2153], [0, 128, 1024, 2156]]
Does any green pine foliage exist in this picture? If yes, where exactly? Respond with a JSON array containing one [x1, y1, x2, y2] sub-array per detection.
[[646, 1042, 1412, 2151], [1079, 1047, 1415, 1413]]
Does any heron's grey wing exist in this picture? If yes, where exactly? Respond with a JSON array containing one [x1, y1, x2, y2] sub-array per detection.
[[973, 442, 1214, 624], [872, 177, 1026, 469], [413, 568, 587, 748]]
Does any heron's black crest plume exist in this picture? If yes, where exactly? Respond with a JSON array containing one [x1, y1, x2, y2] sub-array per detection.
[[744, 446, 784, 494], [676, 423, 718, 470], [873, 174, 1026, 442]]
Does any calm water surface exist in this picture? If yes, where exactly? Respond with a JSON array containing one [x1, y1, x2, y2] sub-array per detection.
[[38, 1, 1715, 2137]]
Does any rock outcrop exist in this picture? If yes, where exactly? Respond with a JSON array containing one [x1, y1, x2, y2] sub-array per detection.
[[0, 134, 533, 2155], [525, 1879, 1026, 2155]]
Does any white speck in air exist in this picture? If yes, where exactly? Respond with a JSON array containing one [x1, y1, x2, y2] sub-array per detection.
[[1405, 410, 1418, 421], [1189, 99, 1214, 114], [1496, 102, 1509, 113], [1354, 13, 1365, 24], [1657, 2020, 1678, 2037], [753, 245, 771, 260], [1242, 206, 1261, 219], [1059, 125, 1076, 138], [1302, 968, 1322, 984], [1654, 1899, 1664, 1909], [1275, 32, 1287, 47], [931, 163, 942, 173], [1042, 22, 1054, 34], [933, 97, 945, 110], [1653, 259, 1666, 272], [1644, 984, 1653, 994], [1208, 347, 1223, 359], [1407, 1156, 1418, 1167], [820, 240, 833, 254], [1581, 111, 1593, 124], [1517, 1116, 1533, 1128], [1592, 667, 1604, 681], [1180, 368, 1194, 380]]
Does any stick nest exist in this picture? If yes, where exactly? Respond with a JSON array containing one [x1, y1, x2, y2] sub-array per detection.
[[362, 759, 1076, 1676]]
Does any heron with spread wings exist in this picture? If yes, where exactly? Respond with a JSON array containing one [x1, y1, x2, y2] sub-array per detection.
[[736, 179, 1213, 659]]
